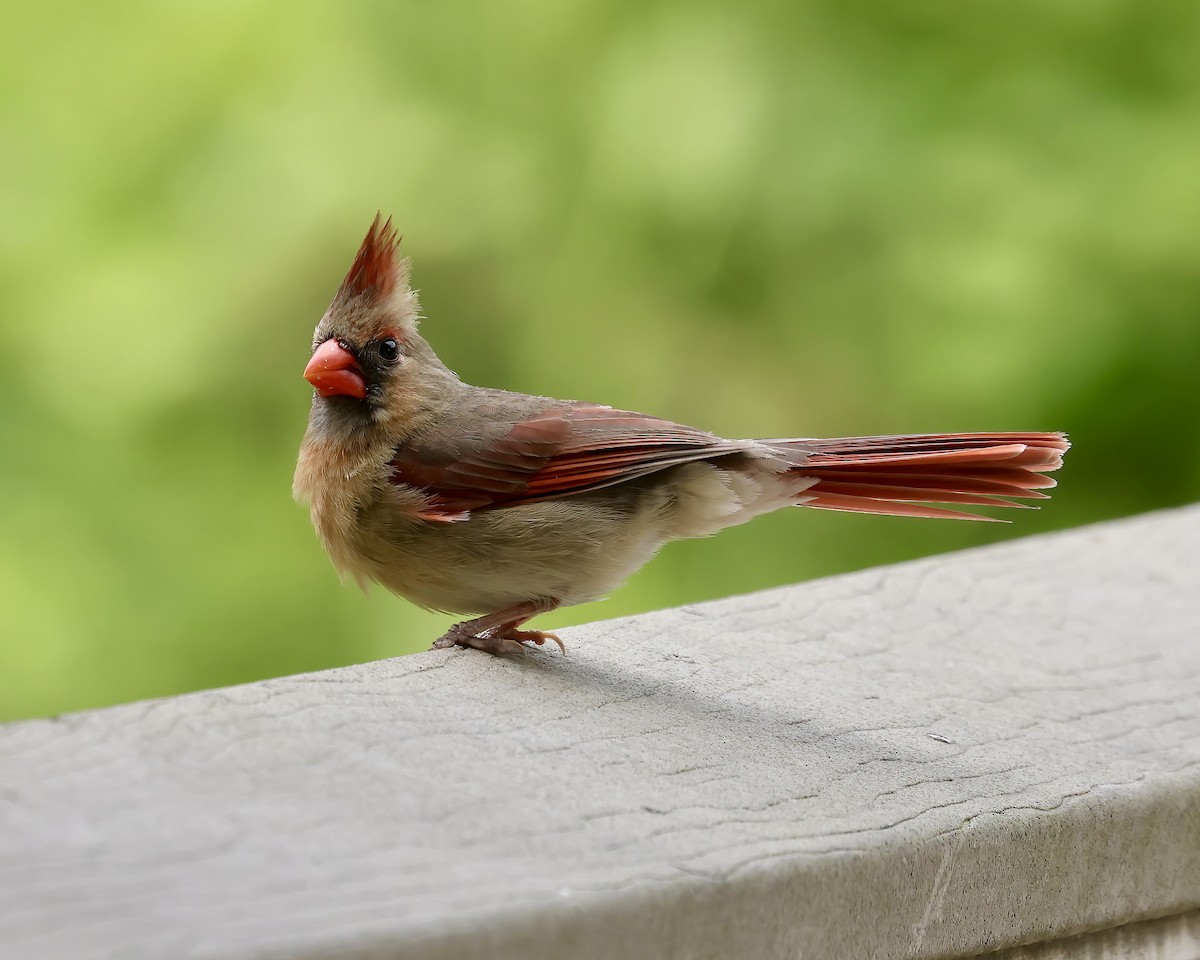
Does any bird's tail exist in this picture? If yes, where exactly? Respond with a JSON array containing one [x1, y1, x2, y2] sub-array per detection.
[[774, 432, 1069, 521]]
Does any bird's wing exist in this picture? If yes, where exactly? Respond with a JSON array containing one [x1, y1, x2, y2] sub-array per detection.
[[390, 404, 749, 520]]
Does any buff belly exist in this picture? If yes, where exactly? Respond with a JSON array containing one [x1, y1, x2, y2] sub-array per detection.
[[348, 461, 803, 616]]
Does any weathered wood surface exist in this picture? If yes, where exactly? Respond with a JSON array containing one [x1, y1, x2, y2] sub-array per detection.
[[990, 910, 1200, 959], [1, 506, 1199, 960]]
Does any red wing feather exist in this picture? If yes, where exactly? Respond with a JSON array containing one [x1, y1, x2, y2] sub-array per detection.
[[391, 404, 745, 516]]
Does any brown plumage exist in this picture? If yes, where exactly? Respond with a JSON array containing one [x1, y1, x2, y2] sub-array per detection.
[[294, 215, 1069, 655]]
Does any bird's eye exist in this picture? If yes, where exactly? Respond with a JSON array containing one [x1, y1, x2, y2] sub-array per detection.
[[378, 338, 400, 362]]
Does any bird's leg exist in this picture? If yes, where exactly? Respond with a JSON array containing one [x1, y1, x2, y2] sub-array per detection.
[[432, 599, 564, 655]]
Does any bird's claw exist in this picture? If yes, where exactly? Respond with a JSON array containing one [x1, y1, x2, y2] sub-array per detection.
[[505, 628, 566, 654]]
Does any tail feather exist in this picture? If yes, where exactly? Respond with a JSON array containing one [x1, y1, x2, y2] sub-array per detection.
[[812, 470, 1053, 498], [793, 494, 1006, 522], [782, 432, 1068, 522], [806, 480, 1035, 509]]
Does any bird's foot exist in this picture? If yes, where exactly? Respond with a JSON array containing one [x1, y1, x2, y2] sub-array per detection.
[[431, 626, 565, 656], [430, 601, 564, 657], [432, 625, 529, 656]]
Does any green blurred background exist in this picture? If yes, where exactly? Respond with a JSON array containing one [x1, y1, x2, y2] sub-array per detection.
[[2, 1, 1197, 722]]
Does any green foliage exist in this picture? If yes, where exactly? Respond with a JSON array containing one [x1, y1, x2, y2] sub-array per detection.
[[2, 0, 1197, 721]]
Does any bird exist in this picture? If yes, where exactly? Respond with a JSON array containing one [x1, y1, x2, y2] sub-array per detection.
[[294, 215, 1069, 656]]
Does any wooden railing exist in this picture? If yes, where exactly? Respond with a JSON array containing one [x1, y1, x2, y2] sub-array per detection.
[[2, 507, 1199, 959]]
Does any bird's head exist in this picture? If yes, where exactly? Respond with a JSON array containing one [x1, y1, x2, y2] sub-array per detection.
[[303, 215, 445, 429]]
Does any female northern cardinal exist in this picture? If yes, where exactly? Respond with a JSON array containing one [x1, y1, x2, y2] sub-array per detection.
[[294, 216, 1069, 655]]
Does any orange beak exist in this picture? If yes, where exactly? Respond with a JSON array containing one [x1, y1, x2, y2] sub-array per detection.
[[303, 339, 367, 399]]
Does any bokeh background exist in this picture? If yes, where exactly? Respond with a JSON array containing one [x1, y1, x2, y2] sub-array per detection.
[[2, 1, 1198, 722]]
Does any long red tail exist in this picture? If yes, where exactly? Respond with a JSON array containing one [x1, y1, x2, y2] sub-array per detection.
[[779, 432, 1069, 521]]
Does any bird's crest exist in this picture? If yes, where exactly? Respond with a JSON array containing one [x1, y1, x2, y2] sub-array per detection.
[[339, 213, 408, 301]]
